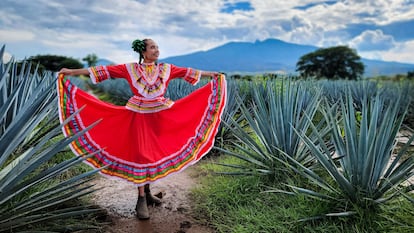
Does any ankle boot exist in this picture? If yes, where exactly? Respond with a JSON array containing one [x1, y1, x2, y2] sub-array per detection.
[[145, 184, 162, 206], [135, 195, 150, 220]]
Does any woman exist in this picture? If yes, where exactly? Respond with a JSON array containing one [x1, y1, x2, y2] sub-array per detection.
[[57, 38, 227, 220]]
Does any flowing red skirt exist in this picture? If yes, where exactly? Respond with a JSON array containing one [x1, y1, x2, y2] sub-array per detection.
[[57, 74, 226, 185]]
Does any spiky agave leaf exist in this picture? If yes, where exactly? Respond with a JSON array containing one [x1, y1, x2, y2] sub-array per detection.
[[0, 45, 102, 232], [217, 79, 327, 178], [279, 88, 413, 219]]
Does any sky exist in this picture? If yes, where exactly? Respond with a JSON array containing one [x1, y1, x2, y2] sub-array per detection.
[[1, 0, 414, 64]]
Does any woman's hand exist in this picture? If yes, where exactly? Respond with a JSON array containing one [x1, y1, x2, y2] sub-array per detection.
[[59, 68, 74, 75], [201, 71, 220, 78]]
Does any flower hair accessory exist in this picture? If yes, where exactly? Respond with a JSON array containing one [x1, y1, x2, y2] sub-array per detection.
[[132, 39, 146, 53]]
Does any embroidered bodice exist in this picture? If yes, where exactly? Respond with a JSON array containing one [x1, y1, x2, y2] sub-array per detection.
[[88, 63, 201, 113]]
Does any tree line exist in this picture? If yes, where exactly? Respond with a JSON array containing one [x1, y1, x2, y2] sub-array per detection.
[[15, 53, 99, 73]]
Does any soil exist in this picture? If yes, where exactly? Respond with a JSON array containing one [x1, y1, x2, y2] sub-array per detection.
[[89, 165, 214, 233]]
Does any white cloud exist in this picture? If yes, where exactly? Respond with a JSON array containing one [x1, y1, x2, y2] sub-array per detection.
[[0, 29, 35, 42], [350, 30, 396, 51], [1, 0, 414, 64], [361, 40, 414, 63]]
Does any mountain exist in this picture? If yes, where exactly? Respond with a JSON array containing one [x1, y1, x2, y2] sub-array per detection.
[[96, 58, 115, 66], [159, 38, 414, 77], [161, 38, 316, 74], [361, 59, 414, 77]]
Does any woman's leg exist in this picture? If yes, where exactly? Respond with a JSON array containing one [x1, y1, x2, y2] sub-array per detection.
[[145, 184, 162, 206], [136, 186, 149, 220]]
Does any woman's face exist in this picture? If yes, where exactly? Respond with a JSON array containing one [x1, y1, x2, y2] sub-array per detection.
[[143, 39, 159, 63]]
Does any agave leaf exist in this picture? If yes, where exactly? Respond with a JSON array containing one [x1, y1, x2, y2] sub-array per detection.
[[298, 121, 356, 197], [0, 81, 56, 165], [12, 178, 95, 212], [325, 211, 357, 217], [262, 189, 295, 195], [0, 118, 100, 200], [0, 46, 102, 231], [0, 184, 96, 225], [0, 148, 32, 181], [285, 184, 337, 201], [291, 85, 413, 215], [218, 79, 325, 180], [274, 144, 340, 195], [214, 146, 269, 169], [221, 118, 269, 161], [0, 208, 100, 230], [384, 129, 414, 179]]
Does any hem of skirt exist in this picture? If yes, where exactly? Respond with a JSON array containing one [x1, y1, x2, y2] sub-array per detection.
[[58, 73, 227, 186]]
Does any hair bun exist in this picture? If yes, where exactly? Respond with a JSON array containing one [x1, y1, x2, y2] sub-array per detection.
[[132, 39, 146, 53]]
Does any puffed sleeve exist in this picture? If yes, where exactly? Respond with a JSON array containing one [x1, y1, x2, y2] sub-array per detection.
[[169, 64, 202, 85], [88, 64, 128, 84]]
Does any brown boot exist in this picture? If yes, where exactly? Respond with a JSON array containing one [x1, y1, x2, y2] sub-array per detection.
[[135, 195, 150, 220], [145, 184, 162, 206]]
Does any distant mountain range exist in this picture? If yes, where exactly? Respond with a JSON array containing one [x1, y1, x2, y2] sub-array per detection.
[[98, 38, 414, 77]]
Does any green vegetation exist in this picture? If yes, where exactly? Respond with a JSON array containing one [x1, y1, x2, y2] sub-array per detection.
[[0, 45, 105, 232], [192, 156, 414, 233], [296, 45, 365, 80], [25, 54, 84, 72], [191, 77, 414, 233], [2, 42, 413, 232], [83, 53, 99, 67]]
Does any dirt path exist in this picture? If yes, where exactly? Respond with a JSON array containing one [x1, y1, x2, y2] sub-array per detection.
[[89, 166, 213, 233]]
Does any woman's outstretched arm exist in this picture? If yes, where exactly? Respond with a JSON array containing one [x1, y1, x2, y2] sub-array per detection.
[[200, 71, 220, 78], [59, 68, 89, 76]]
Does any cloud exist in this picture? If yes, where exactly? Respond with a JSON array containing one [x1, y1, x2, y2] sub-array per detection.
[[359, 39, 414, 63], [350, 30, 396, 51], [0, 29, 35, 42], [1, 0, 414, 64]]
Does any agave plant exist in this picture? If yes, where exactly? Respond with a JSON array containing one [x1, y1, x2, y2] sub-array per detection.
[[166, 78, 208, 100], [0, 45, 102, 232], [269, 89, 414, 219], [210, 78, 247, 156], [87, 77, 132, 105], [217, 79, 327, 178]]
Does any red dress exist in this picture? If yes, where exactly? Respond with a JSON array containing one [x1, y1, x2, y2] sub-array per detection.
[[57, 63, 227, 186]]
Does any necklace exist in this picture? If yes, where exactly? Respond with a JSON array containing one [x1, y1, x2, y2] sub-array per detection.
[[139, 63, 159, 83]]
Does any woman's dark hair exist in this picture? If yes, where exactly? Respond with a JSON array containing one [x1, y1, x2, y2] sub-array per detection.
[[131, 39, 149, 63]]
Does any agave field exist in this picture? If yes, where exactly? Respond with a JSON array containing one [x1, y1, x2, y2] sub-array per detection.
[[0, 46, 104, 232], [204, 75, 414, 232], [1, 42, 413, 232], [85, 68, 414, 231]]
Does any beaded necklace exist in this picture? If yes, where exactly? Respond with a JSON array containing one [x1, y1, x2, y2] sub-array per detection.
[[139, 63, 159, 83]]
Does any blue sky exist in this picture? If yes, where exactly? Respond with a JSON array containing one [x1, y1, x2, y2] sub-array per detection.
[[1, 0, 414, 64]]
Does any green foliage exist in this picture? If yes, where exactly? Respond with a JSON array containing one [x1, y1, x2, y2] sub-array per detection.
[[408, 70, 414, 79], [82, 54, 99, 67], [296, 45, 365, 80], [192, 157, 414, 233], [208, 75, 413, 231], [0, 45, 103, 232], [25, 54, 83, 72], [211, 78, 247, 156], [271, 91, 414, 218], [217, 80, 325, 180]]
